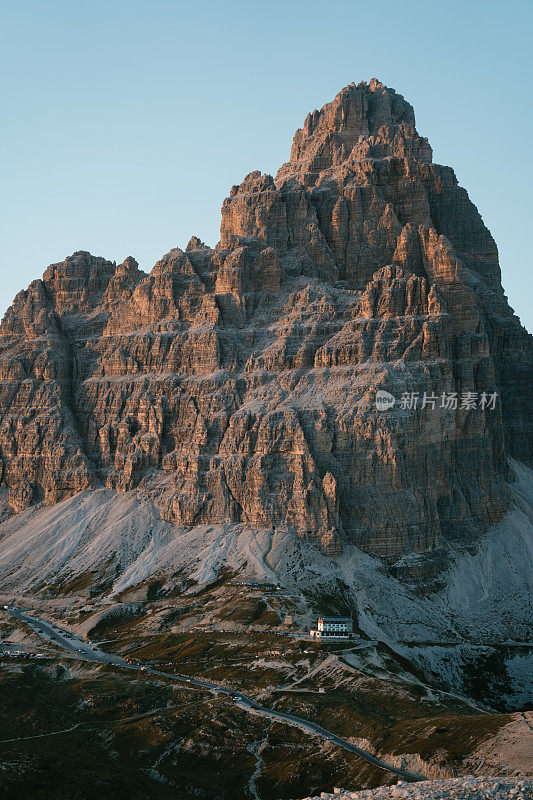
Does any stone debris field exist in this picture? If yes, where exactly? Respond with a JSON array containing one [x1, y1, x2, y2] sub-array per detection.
[[304, 777, 533, 800]]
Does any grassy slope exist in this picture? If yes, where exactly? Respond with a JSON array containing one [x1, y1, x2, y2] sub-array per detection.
[[0, 581, 523, 799]]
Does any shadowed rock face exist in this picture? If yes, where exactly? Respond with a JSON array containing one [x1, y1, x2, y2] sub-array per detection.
[[0, 79, 531, 557]]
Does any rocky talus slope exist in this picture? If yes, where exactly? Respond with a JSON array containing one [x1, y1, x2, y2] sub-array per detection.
[[301, 777, 532, 799], [0, 79, 531, 558]]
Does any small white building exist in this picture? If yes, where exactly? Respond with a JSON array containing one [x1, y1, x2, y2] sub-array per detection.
[[310, 616, 353, 640]]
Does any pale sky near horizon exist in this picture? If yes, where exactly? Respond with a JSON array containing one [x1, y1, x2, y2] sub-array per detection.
[[1, 0, 532, 332]]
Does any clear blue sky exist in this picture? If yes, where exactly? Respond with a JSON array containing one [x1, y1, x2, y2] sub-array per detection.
[[1, 0, 531, 332]]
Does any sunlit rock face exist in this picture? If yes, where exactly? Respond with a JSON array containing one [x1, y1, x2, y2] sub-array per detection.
[[0, 80, 530, 557]]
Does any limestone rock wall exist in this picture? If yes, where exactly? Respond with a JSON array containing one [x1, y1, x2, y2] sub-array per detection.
[[0, 80, 530, 557]]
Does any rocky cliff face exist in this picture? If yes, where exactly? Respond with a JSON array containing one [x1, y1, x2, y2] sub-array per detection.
[[0, 80, 531, 557]]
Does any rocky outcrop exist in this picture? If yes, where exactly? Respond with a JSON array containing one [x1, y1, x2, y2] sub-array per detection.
[[300, 777, 533, 800], [0, 79, 531, 557]]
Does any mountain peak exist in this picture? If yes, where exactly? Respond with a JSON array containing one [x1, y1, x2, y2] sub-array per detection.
[[0, 80, 531, 559], [276, 79, 431, 184]]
